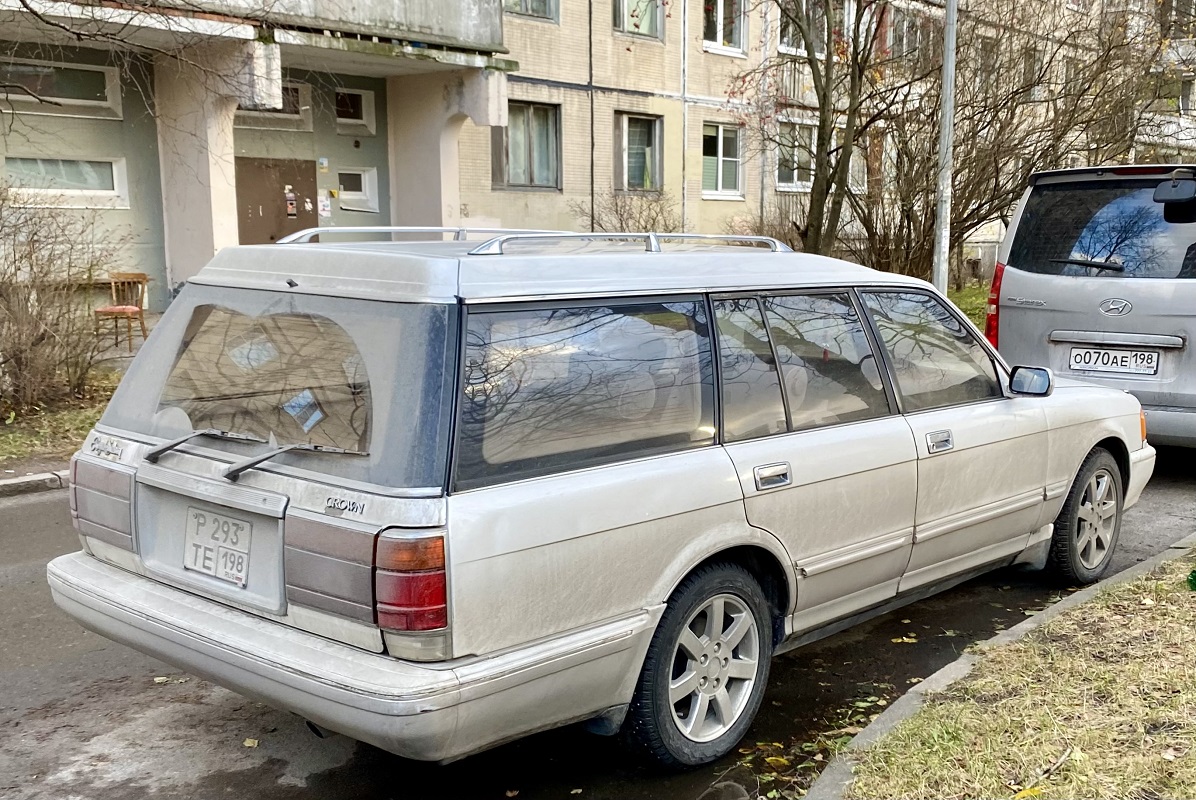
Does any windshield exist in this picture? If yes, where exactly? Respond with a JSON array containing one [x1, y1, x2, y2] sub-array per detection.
[[101, 285, 456, 489], [1008, 179, 1196, 279]]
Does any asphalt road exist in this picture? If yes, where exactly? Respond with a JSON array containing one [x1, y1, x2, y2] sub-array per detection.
[[2, 448, 1193, 800]]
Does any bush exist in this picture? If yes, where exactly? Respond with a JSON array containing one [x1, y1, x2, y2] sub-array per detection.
[[0, 182, 117, 414], [570, 190, 682, 233]]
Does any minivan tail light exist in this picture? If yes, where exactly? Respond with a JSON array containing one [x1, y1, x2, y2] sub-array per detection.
[[985, 262, 1005, 348], [375, 534, 447, 632]]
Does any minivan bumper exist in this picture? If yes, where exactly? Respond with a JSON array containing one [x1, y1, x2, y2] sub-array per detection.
[[47, 551, 658, 762], [1143, 406, 1196, 448]]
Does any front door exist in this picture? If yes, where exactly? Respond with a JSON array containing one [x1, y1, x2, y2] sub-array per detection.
[[234, 158, 318, 244], [714, 293, 919, 633], [858, 290, 1048, 592]]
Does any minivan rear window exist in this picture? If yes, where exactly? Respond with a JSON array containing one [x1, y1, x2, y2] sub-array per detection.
[[101, 285, 456, 489], [1008, 179, 1196, 279]]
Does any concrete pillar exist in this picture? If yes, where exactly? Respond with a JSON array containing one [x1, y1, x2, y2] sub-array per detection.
[[387, 69, 507, 228], [154, 41, 281, 288]]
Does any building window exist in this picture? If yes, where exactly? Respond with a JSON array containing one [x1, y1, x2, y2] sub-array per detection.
[[0, 58, 121, 119], [702, 123, 741, 195], [236, 83, 313, 132], [495, 102, 561, 189], [335, 88, 376, 136], [704, 0, 744, 51], [3, 156, 128, 208], [616, 114, 662, 191], [337, 167, 380, 213], [779, 0, 827, 56], [1022, 47, 1046, 101], [777, 121, 815, 190], [614, 0, 661, 36], [504, 0, 555, 19]]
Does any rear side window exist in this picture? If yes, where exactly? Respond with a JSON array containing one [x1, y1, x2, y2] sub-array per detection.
[[1008, 179, 1196, 279], [862, 291, 1003, 412], [713, 298, 788, 442], [456, 299, 715, 489]]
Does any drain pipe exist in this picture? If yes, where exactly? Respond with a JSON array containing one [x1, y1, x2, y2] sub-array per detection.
[[589, 0, 596, 232], [680, 0, 689, 230]]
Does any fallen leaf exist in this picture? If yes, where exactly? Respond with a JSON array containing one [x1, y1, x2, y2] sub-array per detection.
[[1012, 787, 1044, 799], [940, 629, 959, 637], [1024, 610, 1037, 616], [570, 790, 583, 795], [242, 738, 258, 748], [876, 698, 888, 706], [1163, 747, 1184, 761], [891, 637, 918, 643], [153, 677, 169, 684], [900, 619, 911, 624], [908, 677, 923, 684], [505, 792, 519, 798], [1142, 597, 1157, 606], [764, 756, 791, 769]]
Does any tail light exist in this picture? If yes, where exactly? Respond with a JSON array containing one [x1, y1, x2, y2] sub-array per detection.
[[1141, 409, 1148, 442], [985, 262, 1005, 348], [375, 534, 447, 632]]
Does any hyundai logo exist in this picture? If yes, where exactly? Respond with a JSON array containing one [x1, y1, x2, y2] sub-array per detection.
[[1099, 298, 1132, 316]]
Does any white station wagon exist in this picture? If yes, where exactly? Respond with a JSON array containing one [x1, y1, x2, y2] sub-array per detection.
[[48, 230, 1155, 768]]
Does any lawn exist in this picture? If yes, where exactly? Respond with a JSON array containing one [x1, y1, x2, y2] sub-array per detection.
[[848, 558, 1196, 800], [948, 283, 988, 328], [0, 372, 117, 469]]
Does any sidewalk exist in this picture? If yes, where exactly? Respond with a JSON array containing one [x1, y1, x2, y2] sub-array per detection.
[[808, 532, 1196, 800]]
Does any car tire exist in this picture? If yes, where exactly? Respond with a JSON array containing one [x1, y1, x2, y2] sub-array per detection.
[[622, 562, 772, 768], [1048, 448, 1124, 585]]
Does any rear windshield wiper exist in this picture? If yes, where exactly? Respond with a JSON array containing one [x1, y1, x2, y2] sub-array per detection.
[[1048, 258, 1126, 272], [222, 442, 367, 482], [145, 429, 267, 463]]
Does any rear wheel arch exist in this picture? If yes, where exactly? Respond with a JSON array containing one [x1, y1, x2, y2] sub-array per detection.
[[667, 544, 792, 648]]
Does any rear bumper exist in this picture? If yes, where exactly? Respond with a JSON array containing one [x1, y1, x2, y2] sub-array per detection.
[[1125, 444, 1156, 511], [47, 551, 659, 762], [1143, 406, 1196, 447]]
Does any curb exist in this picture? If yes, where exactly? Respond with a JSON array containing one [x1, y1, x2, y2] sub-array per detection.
[[0, 469, 70, 498], [806, 531, 1196, 800]]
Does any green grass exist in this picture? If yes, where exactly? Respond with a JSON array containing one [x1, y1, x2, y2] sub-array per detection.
[[0, 371, 118, 467], [948, 283, 988, 328], [848, 559, 1196, 800]]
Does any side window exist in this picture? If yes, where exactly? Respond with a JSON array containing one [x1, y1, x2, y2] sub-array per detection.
[[762, 293, 890, 430], [456, 300, 714, 489], [713, 298, 788, 442], [861, 291, 1003, 413]]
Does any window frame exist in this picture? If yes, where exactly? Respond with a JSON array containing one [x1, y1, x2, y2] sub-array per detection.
[[855, 287, 1010, 416], [779, 0, 828, 58], [613, 0, 663, 38], [503, 0, 557, 21], [702, 122, 743, 197], [703, 0, 747, 55], [711, 289, 899, 442], [450, 294, 717, 491], [2, 155, 130, 209], [615, 112, 663, 192], [493, 100, 563, 191], [236, 81, 313, 132], [336, 166, 380, 213], [334, 87, 376, 136], [776, 119, 817, 192], [0, 57, 122, 120]]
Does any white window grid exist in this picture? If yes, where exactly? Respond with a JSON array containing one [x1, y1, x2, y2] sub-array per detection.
[[0, 57, 122, 120]]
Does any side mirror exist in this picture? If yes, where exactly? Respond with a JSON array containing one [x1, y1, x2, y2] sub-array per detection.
[[1010, 366, 1054, 397]]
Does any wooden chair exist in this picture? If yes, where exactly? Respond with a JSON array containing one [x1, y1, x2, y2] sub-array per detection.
[[95, 272, 149, 352]]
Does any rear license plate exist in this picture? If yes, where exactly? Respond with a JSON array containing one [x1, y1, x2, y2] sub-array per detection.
[[1069, 347, 1159, 376], [183, 507, 252, 586]]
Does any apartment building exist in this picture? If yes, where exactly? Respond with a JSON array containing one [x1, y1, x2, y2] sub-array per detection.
[[1, 0, 514, 307], [458, 0, 781, 235]]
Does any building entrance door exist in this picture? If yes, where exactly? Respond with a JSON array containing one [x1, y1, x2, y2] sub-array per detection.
[[235, 158, 318, 244]]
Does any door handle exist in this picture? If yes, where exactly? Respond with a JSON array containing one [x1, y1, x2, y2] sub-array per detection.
[[926, 430, 954, 454], [753, 462, 792, 490]]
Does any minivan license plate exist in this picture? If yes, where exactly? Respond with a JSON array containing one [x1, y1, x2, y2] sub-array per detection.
[[183, 507, 252, 586], [1069, 347, 1159, 375]]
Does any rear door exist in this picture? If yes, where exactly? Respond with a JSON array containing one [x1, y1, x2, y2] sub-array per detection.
[[859, 290, 1048, 592], [713, 293, 918, 633], [997, 171, 1196, 418]]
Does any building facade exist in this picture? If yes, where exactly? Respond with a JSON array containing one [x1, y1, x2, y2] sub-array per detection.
[[1, 0, 515, 307]]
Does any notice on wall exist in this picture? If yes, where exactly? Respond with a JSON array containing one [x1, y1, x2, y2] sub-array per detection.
[[318, 157, 330, 174], [318, 190, 332, 219]]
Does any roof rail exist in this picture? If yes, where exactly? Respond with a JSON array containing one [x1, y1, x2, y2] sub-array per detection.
[[275, 226, 565, 244], [467, 232, 793, 256]]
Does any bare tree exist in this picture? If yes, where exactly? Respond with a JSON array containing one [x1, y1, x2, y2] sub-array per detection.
[[569, 191, 683, 233]]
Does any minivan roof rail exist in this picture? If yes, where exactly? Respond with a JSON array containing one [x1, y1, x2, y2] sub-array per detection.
[[275, 226, 566, 244], [467, 232, 793, 256]]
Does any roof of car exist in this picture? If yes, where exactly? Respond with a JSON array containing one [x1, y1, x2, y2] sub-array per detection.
[[190, 239, 932, 303]]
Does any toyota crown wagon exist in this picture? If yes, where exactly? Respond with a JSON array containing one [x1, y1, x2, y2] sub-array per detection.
[[48, 229, 1155, 768]]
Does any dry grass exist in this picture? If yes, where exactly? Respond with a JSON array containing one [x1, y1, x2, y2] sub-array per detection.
[[849, 558, 1196, 800], [0, 371, 117, 466]]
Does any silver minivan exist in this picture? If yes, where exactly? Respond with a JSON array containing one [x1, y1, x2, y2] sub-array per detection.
[[48, 230, 1154, 769], [992, 165, 1196, 446]]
